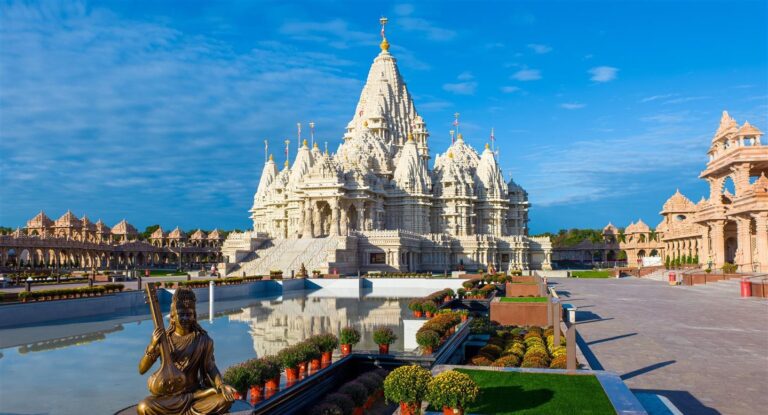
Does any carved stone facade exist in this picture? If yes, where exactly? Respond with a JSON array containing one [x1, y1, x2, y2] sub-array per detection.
[[224, 27, 551, 275], [619, 112, 767, 271]]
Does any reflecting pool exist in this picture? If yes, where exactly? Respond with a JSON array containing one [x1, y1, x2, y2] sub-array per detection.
[[0, 289, 428, 415]]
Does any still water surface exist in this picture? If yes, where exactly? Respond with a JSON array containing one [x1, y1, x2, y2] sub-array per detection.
[[0, 289, 425, 415]]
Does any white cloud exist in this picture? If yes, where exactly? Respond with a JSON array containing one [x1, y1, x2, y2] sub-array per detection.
[[527, 44, 552, 54], [501, 86, 521, 93], [664, 96, 709, 104], [588, 66, 618, 82], [394, 4, 414, 16], [511, 69, 541, 81], [443, 81, 477, 95], [397, 17, 456, 41], [640, 94, 677, 103], [457, 71, 474, 80], [279, 19, 375, 49], [560, 103, 586, 110], [0, 2, 363, 229]]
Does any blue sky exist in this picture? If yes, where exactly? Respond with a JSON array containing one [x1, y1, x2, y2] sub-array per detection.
[[1, 0, 766, 234]]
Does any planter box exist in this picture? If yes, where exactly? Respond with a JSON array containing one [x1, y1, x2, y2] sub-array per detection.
[[751, 280, 768, 298], [490, 298, 549, 327], [510, 276, 537, 284], [505, 282, 540, 297]]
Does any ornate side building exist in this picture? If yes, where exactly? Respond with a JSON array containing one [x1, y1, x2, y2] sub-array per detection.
[[223, 24, 551, 276], [619, 112, 767, 271]]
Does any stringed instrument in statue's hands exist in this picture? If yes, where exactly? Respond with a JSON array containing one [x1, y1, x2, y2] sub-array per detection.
[[143, 283, 186, 396]]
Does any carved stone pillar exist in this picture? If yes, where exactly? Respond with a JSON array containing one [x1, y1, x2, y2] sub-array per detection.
[[302, 202, 313, 238], [707, 177, 725, 204], [330, 199, 340, 236], [339, 204, 348, 236], [734, 216, 753, 271], [753, 213, 768, 272], [312, 208, 321, 238], [354, 200, 364, 232], [731, 164, 751, 197], [699, 225, 710, 266], [710, 220, 726, 268]]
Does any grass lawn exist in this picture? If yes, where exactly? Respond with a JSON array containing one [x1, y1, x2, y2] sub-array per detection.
[[148, 270, 188, 277], [456, 369, 615, 415], [500, 296, 547, 303], [571, 270, 612, 278]]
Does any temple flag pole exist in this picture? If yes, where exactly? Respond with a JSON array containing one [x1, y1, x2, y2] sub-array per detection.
[[285, 139, 290, 166], [264, 139, 269, 164], [450, 129, 455, 144], [297, 123, 302, 150]]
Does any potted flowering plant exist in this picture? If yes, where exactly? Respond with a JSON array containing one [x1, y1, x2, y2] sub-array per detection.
[[426, 370, 479, 415], [372, 326, 398, 354], [456, 288, 466, 299], [456, 309, 469, 322], [244, 358, 268, 403], [295, 341, 321, 373], [222, 363, 250, 400], [422, 300, 437, 318], [339, 381, 369, 415], [309, 333, 339, 364], [416, 330, 441, 355], [443, 288, 455, 302], [383, 365, 432, 415], [262, 355, 282, 391], [339, 326, 361, 356], [408, 299, 424, 318], [278, 345, 303, 382]]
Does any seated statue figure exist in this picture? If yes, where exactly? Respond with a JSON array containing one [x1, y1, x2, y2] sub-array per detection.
[[137, 287, 235, 415]]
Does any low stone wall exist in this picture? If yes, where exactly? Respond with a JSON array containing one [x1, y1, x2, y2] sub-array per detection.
[[750, 278, 768, 298], [490, 298, 549, 326], [505, 282, 540, 297]]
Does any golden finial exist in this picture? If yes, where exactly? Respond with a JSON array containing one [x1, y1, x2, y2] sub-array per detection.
[[284, 160, 289, 168], [363, 120, 369, 128], [379, 17, 390, 51], [313, 141, 319, 149], [303, 139, 308, 147], [448, 151, 454, 159], [485, 143, 490, 150], [457, 133, 464, 141], [269, 154, 274, 161], [407, 132, 414, 141]]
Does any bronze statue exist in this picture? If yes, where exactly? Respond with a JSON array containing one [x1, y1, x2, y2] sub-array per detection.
[[137, 285, 235, 415], [298, 263, 308, 278]]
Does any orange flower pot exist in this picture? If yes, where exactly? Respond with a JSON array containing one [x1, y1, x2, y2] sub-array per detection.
[[341, 344, 352, 356], [265, 376, 280, 391], [310, 358, 321, 371], [400, 402, 420, 415], [425, 311, 433, 318], [321, 351, 332, 364], [249, 385, 263, 405], [353, 407, 364, 415], [443, 406, 464, 415], [298, 361, 308, 374], [285, 367, 299, 382], [378, 344, 390, 354], [413, 310, 423, 318]]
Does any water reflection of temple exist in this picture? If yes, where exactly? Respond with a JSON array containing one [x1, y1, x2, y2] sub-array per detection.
[[228, 297, 408, 357], [16, 325, 124, 354]]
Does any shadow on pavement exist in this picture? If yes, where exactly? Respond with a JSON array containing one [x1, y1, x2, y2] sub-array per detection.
[[575, 330, 604, 370], [632, 388, 721, 415], [621, 360, 676, 380], [587, 332, 637, 346]]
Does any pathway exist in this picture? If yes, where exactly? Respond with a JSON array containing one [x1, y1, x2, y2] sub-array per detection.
[[553, 277, 767, 415]]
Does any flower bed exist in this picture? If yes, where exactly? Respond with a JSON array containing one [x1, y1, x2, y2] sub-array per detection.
[[407, 288, 456, 317], [490, 296, 549, 326], [416, 311, 462, 355], [364, 272, 448, 278], [466, 326, 569, 369], [177, 276, 263, 288], [384, 366, 480, 415]]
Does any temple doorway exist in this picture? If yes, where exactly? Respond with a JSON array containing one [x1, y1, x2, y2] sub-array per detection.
[[725, 237, 737, 264], [348, 205, 359, 232]]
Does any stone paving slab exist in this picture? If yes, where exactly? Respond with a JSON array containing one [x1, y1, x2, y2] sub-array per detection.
[[553, 277, 767, 415]]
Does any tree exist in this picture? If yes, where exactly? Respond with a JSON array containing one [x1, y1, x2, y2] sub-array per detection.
[[141, 225, 161, 241], [665, 255, 671, 269]]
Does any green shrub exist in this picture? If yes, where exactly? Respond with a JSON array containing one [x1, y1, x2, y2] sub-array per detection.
[[222, 363, 250, 395], [324, 393, 355, 415], [491, 355, 520, 367], [416, 330, 441, 349], [243, 358, 268, 386], [338, 381, 368, 407], [426, 370, 479, 410], [478, 344, 503, 359], [550, 354, 568, 369], [383, 365, 432, 405], [470, 355, 493, 366], [339, 326, 361, 345], [373, 327, 398, 345], [408, 299, 423, 312], [309, 333, 339, 353], [277, 345, 303, 369]]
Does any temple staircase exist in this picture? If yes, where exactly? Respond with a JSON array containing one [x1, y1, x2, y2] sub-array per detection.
[[229, 237, 340, 276]]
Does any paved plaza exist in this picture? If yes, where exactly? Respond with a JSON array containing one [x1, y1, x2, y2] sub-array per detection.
[[553, 277, 767, 415]]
